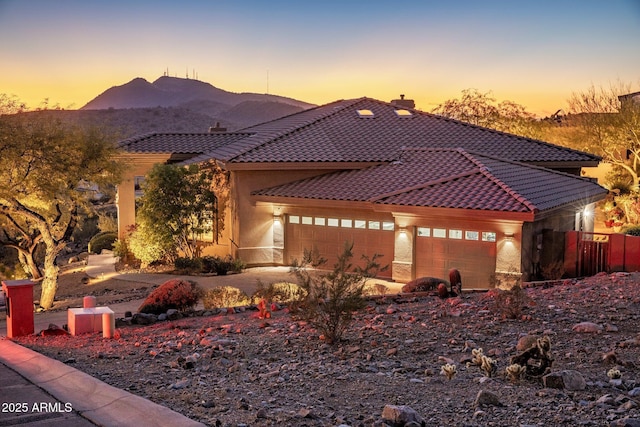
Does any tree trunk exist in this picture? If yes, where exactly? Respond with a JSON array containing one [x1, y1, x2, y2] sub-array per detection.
[[18, 250, 42, 280], [39, 253, 59, 310]]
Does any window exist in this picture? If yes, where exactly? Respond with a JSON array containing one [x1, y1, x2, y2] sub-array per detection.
[[328, 218, 339, 227], [314, 217, 326, 226], [354, 220, 367, 229], [417, 227, 431, 237], [368, 221, 381, 230], [356, 109, 375, 118], [382, 221, 395, 231], [482, 232, 497, 242], [449, 229, 463, 239], [341, 219, 353, 228], [289, 215, 300, 224], [394, 109, 413, 117], [302, 216, 313, 225], [465, 231, 479, 241], [433, 228, 447, 238]]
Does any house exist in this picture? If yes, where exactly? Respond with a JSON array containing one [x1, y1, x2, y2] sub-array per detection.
[[117, 97, 607, 289]]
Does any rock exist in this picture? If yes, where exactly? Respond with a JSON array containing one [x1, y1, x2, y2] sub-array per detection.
[[629, 387, 640, 397], [474, 390, 504, 407], [572, 322, 603, 333], [158, 313, 168, 321], [166, 308, 181, 320], [381, 404, 424, 426], [516, 335, 539, 351], [170, 378, 190, 389], [132, 312, 157, 325], [543, 370, 587, 391]]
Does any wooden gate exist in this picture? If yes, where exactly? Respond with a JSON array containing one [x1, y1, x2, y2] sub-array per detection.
[[565, 231, 609, 277]]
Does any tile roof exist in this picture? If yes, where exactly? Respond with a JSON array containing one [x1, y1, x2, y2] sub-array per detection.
[[222, 98, 601, 165], [118, 97, 601, 167], [252, 148, 607, 215], [118, 132, 253, 156]]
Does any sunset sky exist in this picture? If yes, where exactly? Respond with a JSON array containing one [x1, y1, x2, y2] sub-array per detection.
[[1, 0, 639, 116]]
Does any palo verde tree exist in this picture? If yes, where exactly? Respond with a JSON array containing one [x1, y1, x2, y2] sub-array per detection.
[[133, 160, 229, 263], [0, 95, 123, 309], [567, 82, 640, 191]]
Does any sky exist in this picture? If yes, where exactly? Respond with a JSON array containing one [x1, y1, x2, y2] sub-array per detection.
[[1, 0, 639, 117]]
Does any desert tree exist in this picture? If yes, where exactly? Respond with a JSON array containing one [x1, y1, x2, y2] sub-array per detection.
[[0, 95, 123, 309], [432, 88, 546, 139], [133, 160, 229, 262], [567, 82, 640, 191]]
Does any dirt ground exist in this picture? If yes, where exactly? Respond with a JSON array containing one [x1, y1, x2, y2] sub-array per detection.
[[13, 270, 640, 427]]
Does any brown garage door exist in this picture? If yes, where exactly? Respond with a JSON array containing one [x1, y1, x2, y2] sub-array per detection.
[[415, 227, 496, 289], [285, 215, 394, 278]]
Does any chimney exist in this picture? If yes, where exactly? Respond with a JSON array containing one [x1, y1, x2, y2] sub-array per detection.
[[208, 122, 227, 133], [391, 94, 415, 109]]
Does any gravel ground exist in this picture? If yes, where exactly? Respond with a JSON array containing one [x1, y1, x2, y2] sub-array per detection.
[[15, 271, 640, 427]]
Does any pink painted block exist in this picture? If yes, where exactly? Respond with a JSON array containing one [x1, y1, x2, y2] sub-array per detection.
[[68, 307, 114, 336]]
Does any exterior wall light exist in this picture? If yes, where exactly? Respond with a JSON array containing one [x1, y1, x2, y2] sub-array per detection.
[[504, 232, 514, 241]]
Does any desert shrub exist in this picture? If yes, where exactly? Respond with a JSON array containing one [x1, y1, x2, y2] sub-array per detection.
[[88, 232, 117, 254], [97, 210, 118, 233], [492, 284, 530, 319], [541, 260, 565, 280], [291, 241, 386, 344], [623, 225, 640, 236], [202, 286, 250, 309], [174, 257, 204, 274], [252, 281, 307, 304], [128, 224, 174, 267], [202, 255, 236, 275], [138, 279, 203, 314], [363, 282, 389, 296]]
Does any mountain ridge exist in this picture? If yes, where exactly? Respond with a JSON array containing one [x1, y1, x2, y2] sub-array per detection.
[[82, 76, 314, 111]]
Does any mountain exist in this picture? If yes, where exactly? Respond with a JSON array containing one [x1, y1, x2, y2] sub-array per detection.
[[73, 76, 316, 135], [82, 76, 313, 112]]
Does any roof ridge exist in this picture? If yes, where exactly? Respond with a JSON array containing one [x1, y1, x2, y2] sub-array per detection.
[[457, 149, 539, 212], [369, 169, 481, 202]]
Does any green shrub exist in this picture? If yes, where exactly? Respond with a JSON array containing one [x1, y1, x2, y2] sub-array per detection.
[[88, 232, 117, 254], [174, 257, 204, 273], [623, 225, 640, 237], [202, 255, 236, 275], [128, 224, 174, 267], [202, 286, 250, 309], [138, 279, 203, 314]]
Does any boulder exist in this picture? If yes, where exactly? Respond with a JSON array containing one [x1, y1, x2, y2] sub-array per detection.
[[381, 404, 424, 426], [543, 370, 587, 391]]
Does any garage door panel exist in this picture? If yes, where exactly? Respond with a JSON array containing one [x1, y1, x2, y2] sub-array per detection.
[[416, 235, 496, 290], [286, 218, 393, 278]]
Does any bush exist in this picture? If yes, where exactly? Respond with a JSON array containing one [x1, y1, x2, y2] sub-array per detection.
[[623, 225, 640, 237], [202, 286, 250, 309], [88, 232, 117, 254], [138, 279, 203, 314], [291, 241, 386, 344], [174, 257, 204, 273], [252, 281, 307, 304], [128, 224, 174, 267], [202, 255, 236, 275]]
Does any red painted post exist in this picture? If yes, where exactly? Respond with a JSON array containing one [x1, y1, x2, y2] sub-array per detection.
[[564, 231, 579, 277], [2, 280, 35, 338]]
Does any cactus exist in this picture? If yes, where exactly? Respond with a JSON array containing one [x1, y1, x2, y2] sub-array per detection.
[[480, 355, 497, 378], [440, 363, 457, 381], [607, 368, 621, 379], [505, 364, 527, 383]]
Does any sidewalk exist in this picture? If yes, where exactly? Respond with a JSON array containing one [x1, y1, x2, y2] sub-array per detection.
[[0, 339, 205, 426]]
